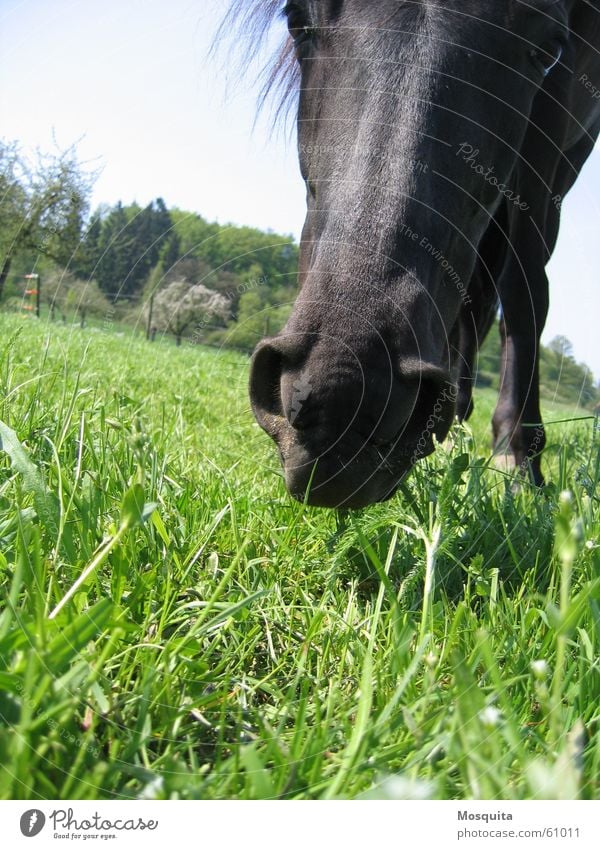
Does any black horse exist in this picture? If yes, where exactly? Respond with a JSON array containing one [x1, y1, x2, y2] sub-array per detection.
[[238, 0, 600, 508]]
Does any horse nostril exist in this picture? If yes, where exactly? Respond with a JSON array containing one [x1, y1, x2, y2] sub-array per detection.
[[353, 366, 456, 449], [250, 340, 285, 423], [249, 336, 307, 436]]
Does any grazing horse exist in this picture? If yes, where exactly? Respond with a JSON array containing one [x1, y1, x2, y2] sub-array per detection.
[[239, 0, 600, 508]]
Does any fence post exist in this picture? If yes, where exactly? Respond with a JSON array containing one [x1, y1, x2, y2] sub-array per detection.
[[24, 273, 40, 317]]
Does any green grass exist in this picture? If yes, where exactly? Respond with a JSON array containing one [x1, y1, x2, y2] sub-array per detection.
[[0, 311, 598, 800]]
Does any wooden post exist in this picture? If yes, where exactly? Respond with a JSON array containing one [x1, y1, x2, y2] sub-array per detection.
[[24, 273, 40, 318]]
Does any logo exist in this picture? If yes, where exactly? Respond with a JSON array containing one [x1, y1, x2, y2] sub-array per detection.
[[290, 372, 312, 424], [20, 810, 46, 837]]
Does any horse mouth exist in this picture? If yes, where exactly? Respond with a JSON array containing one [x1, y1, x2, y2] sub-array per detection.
[[253, 348, 457, 508], [280, 433, 417, 509]]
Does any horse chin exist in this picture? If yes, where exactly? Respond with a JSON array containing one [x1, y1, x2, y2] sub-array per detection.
[[287, 474, 401, 510], [281, 438, 411, 509]]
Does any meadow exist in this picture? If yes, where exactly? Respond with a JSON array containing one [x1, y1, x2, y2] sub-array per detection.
[[0, 310, 598, 800]]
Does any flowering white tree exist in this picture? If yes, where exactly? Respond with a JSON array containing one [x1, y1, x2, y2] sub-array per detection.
[[65, 279, 109, 328], [149, 279, 230, 346]]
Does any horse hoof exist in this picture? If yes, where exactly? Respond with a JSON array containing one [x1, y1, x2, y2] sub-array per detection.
[[491, 453, 516, 475]]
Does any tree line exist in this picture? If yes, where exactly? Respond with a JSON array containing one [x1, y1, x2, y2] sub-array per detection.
[[0, 139, 598, 409], [0, 139, 298, 349], [478, 331, 598, 410]]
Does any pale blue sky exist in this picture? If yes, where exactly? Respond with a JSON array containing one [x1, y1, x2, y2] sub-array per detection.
[[1, 0, 598, 377]]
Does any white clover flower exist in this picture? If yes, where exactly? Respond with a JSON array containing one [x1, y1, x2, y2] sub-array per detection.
[[479, 706, 502, 728], [531, 660, 549, 679]]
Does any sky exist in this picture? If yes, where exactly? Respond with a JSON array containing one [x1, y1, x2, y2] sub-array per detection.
[[1, 0, 599, 377]]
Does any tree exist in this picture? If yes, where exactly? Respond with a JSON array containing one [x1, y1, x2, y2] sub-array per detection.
[[148, 279, 230, 346], [577, 365, 598, 408], [222, 290, 291, 350], [0, 141, 94, 302], [537, 335, 598, 409], [43, 269, 76, 321], [87, 199, 174, 302], [161, 256, 206, 287], [168, 210, 298, 296], [94, 202, 131, 300], [73, 211, 102, 280], [0, 142, 26, 297], [547, 335, 574, 359], [65, 280, 110, 328], [159, 231, 181, 272], [160, 256, 239, 309]]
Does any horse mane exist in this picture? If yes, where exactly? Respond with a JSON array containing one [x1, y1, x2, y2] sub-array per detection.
[[217, 1, 300, 123]]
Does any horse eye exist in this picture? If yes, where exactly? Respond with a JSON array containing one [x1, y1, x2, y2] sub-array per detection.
[[282, 2, 315, 53], [529, 40, 564, 77]]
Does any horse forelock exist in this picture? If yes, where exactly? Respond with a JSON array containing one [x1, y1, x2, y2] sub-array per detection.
[[218, 1, 436, 124], [218, 0, 299, 122]]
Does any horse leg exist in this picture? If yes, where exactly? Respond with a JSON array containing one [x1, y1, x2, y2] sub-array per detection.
[[491, 114, 600, 484], [455, 268, 499, 422], [455, 206, 506, 421], [492, 262, 549, 485]]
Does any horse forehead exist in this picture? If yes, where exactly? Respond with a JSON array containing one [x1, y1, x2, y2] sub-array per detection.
[[325, 0, 511, 26], [297, 338, 397, 390], [340, 0, 564, 38]]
